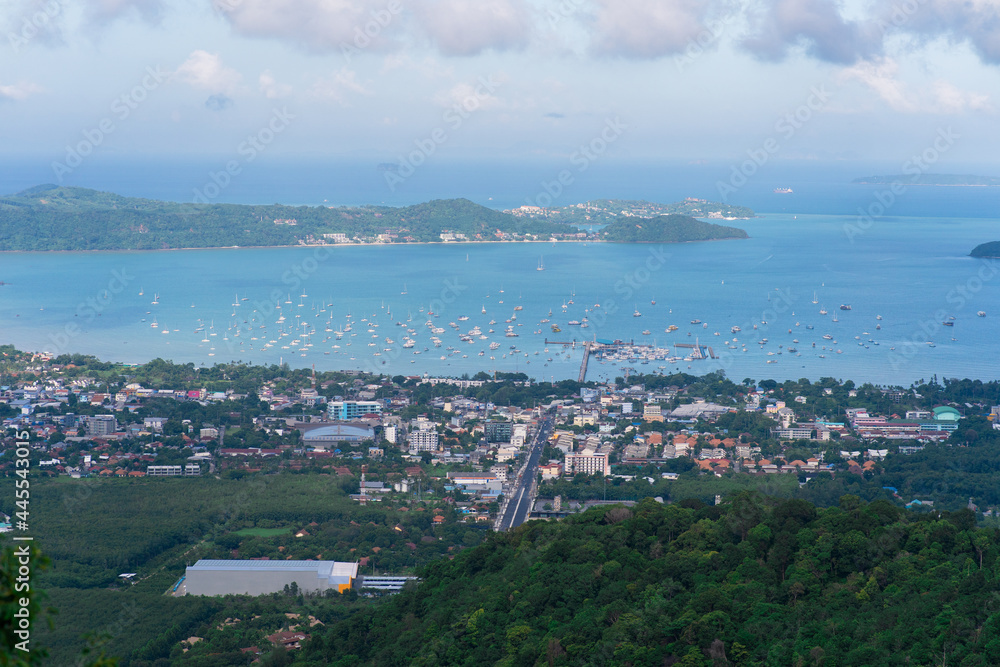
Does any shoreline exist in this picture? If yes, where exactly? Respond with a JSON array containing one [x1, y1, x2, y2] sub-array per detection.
[[0, 234, 751, 255]]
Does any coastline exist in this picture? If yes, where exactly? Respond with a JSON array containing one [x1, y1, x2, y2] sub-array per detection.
[[0, 233, 751, 255]]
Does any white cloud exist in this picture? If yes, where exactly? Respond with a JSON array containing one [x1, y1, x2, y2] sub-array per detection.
[[839, 58, 917, 112], [174, 50, 242, 95], [213, 0, 401, 54], [588, 0, 722, 58], [930, 80, 992, 114], [839, 58, 993, 114], [410, 0, 530, 56], [259, 70, 292, 99], [309, 68, 372, 105], [0, 81, 42, 101]]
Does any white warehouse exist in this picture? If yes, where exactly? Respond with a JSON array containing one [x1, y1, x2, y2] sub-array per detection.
[[181, 559, 359, 596]]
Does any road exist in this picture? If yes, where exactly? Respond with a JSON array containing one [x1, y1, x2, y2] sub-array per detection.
[[496, 416, 551, 532]]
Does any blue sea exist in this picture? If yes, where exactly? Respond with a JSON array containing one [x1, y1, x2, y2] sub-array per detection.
[[1, 157, 999, 385]]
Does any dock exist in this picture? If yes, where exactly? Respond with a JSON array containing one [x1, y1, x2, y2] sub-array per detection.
[[578, 341, 592, 382], [672, 343, 719, 359]]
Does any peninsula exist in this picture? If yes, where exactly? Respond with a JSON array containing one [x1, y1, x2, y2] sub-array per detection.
[[0, 185, 750, 251]]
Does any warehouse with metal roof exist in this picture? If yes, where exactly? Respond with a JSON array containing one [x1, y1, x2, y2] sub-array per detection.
[[180, 559, 359, 596]]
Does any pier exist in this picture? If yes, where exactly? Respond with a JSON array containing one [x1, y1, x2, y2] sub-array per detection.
[[672, 343, 719, 359], [578, 341, 592, 382]]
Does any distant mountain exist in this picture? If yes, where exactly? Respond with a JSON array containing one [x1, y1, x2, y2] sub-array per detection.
[[970, 241, 1000, 258], [601, 214, 749, 243], [853, 174, 1000, 186]]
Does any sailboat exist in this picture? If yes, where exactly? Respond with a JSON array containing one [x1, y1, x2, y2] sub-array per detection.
[[812, 291, 818, 304], [138, 287, 144, 296], [537, 256, 544, 271]]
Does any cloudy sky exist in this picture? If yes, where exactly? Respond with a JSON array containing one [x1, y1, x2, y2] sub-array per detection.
[[2, 0, 999, 171]]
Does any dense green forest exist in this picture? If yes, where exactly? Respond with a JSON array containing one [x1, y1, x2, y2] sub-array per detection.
[[601, 215, 749, 244], [0, 185, 564, 250], [970, 241, 1000, 258], [0, 186, 754, 252], [294, 496, 1000, 666]]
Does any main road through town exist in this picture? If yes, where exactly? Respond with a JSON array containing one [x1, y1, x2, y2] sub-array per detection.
[[496, 415, 552, 532]]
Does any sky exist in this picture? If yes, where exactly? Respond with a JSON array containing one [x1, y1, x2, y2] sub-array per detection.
[[2, 0, 1000, 178]]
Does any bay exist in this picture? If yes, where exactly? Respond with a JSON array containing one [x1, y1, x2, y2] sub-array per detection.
[[0, 212, 997, 385]]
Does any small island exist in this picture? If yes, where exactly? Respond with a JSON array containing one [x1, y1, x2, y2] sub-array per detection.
[[853, 174, 1000, 187], [970, 241, 1000, 258], [0, 186, 751, 252]]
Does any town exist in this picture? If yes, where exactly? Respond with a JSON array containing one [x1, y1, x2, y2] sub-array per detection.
[[3, 346, 999, 529]]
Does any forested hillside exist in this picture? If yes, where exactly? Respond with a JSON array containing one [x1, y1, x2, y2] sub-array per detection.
[[602, 214, 748, 244], [296, 495, 1000, 666], [0, 186, 563, 250]]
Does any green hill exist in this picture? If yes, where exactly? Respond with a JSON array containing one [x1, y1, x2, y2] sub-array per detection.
[[295, 496, 1000, 666], [0, 185, 565, 251], [602, 214, 748, 243]]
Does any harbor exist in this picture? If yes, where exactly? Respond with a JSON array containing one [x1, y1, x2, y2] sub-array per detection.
[[1, 214, 996, 385]]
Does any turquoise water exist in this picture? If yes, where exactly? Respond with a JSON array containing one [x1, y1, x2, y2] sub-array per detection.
[[1, 213, 998, 384]]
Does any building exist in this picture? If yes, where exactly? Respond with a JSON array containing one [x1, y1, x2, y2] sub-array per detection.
[[642, 404, 663, 422], [84, 415, 118, 437], [300, 423, 375, 449], [484, 421, 513, 443], [147, 464, 201, 476], [328, 400, 382, 420], [182, 559, 359, 596], [539, 463, 564, 480], [408, 429, 439, 453], [564, 452, 610, 477]]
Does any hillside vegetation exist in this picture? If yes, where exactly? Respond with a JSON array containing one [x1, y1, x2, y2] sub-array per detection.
[[295, 495, 1000, 667], [0, 185, 562, 250], [602, 214, 749, 244]]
